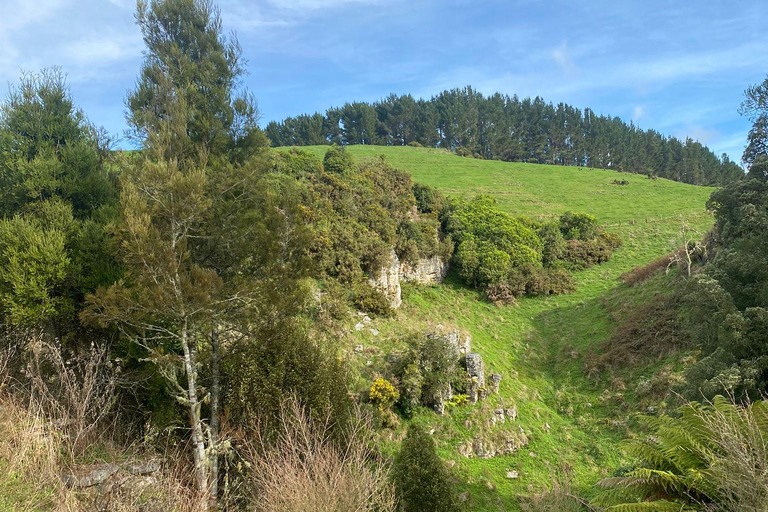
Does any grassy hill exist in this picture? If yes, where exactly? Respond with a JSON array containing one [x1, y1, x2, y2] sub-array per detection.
[[281, 145, 715, 510]]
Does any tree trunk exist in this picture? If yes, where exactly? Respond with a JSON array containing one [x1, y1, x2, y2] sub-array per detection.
[[208, 328, 221, 508], [180, 319, 209, 495]]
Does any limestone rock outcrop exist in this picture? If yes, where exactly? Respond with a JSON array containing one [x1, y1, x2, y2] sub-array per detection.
[[368, 249, 448, 309], [368, 249, 402, 309], [401, 254, 449, 284]]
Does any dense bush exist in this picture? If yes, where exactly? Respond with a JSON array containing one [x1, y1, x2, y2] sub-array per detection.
[[393, 425, 461, 512], [393, 334, 461, 416], [442, 198, 617, 300]]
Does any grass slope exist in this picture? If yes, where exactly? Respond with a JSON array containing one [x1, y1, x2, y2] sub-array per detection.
[[283, 145, 715, 510]]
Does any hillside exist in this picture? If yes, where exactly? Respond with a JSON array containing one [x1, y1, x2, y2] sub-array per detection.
[[285, 145, 715, 510]]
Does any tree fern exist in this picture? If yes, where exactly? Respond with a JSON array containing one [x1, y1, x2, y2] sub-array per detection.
[[594, 396, 768, 511]]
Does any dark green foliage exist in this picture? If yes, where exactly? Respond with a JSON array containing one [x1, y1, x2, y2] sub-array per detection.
[[0, 70, 118, 330], [394, 334, 461, 416], [393, 425, 461, 512], [322, 144, 355, 174], [128, 0, 268, 162], [443, 198, 616, 299], [352, 282, 393, 317], [559, 211, 599, 241], [595, 397, 768, 512], [676, 151, 768, 399], [267, 87, 744, 186], [275, 147, 445, 285], [447, 195, 542, 287]]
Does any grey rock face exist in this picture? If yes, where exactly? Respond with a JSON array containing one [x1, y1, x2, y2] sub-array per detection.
[[489, 373, 502, 393], [62, 463, 119, 488], [401, 254, 448, 284], [465, 353, 485, 388], [368, 249, 402, 309], [369, 249, 449, 309]]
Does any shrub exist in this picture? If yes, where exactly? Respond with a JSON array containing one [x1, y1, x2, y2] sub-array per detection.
[[620, 252, 675, 286], [369, 378, 399, 411], [407, 141, 422, 148], [245, 398, 396, 512], [594, 397, 768, 512], [559, 211, 598, 241], [397, 360, 424, 418], [394, 334, 461, 415], [485, 280, 521, 306], [353, 283, 393, 317], [393, 425, 460, 512], [522, 267, 576, 296]]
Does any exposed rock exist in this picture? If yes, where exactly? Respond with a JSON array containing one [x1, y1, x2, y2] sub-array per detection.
[[368, 249, 402, 309], [369, 328, 379, 337], [354, 322, 365, 331], [468, 378, 480, 404], [457, 440, 474, 458], [465, 353, 485, 388], [62, 463, 120, 489], [491, 408, 506, 425], [473, 437, 496, 459], [124, 460, 161, 476], [506, 470, 519, 479], [362, 315, 372, 324], [369, 249, 449, 309], [433, 384, 453, 415], [354, 344, 364, 353], [460, 334, 472, 357], [401, 254, 448, 284], [489, 373, 502, 393], [505, 407, 517, 421]]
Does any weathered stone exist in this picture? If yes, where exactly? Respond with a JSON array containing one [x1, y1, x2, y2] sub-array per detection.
[[473, 437, 496, 459], [401, 254, 448, 284], [505, 406, 517, 421], [369, 328, 379, 337], [465, 353, 485, 388], [506, 469, 519, 479], [457, 440, 474, 458], [433, 384, 453, 415], [62, 463, 120, 488], [460, 335, 472, 357], [362, 315, 372, 324], [354, 344, 364, 353], [368, 249, 402, 309], [124, 460, 161, 476], [492, 408, 506, 424], [468, 378, 479, 404], [489, 373, 502, 393], [354, 322, 365, 331]]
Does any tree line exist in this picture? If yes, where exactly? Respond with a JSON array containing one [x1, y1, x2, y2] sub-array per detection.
[[266, 88, 745, 186]]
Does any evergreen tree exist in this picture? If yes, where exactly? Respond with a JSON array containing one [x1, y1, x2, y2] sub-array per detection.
[[393, 425, 460, 512]]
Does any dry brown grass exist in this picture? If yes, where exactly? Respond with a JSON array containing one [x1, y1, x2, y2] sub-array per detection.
[[242, 398, 397, 512], [0, 338, 209, 512], [619, 251, 676, 286], [703, 398, 768, 512]]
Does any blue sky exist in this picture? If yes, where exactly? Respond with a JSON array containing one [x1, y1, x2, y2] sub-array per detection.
[[1, 0, 766, 161]]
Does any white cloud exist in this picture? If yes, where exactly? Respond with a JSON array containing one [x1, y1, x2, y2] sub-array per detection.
[[552, 40, 576, 75], [632, 105, 645, 122]]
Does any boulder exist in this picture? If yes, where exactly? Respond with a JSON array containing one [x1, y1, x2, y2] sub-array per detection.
[[489, 373, 502, 393], [465, 353, 485, 388], [62, 463, 119, 489]]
